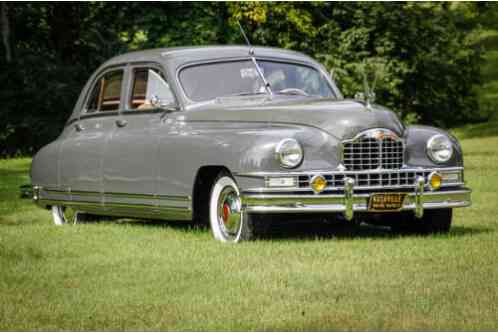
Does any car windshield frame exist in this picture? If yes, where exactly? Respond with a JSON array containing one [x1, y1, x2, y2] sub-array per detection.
[[177, 57, 338, 104]]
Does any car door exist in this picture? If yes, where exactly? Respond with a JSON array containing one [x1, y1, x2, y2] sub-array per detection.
[[59, 68, 125, 205], [102, 65, 177, 211]]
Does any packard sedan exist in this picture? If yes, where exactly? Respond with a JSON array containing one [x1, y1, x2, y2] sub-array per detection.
[[31, 46, 471, 242]]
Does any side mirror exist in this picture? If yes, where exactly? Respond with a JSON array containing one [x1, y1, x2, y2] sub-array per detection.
[[150, 95, 162, 107]]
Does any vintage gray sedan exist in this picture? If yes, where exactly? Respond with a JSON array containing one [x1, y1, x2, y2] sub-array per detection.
[[31, 46, 471, 242]]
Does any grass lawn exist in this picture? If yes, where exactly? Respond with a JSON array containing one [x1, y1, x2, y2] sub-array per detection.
[[1, 128, 498, 331]]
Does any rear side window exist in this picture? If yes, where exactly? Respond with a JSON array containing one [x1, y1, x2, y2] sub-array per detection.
[[129, 68, 175, 110], [86, 70, 124, 112]]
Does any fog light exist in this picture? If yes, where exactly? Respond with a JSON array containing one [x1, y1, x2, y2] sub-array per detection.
[[311, 175, 327, 193], [428, 172, 442, 190]]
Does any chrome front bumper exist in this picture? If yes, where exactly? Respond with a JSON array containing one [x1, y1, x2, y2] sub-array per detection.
[[241, 177, 471, 220]]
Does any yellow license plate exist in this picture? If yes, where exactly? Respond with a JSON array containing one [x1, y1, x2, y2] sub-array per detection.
[[368, 193, 407, 212]]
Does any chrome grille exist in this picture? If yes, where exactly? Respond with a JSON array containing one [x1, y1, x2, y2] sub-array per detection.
[[298, 170, 431, 190], [342, 130, 404, 170]]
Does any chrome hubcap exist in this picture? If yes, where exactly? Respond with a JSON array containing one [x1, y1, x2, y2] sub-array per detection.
[[217, 186, 242, 238]]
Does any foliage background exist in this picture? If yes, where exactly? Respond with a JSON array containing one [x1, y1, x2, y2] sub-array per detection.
[[0, 2, 495, 157]]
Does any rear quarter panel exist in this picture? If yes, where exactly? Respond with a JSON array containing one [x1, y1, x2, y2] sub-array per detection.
[[30, 140, 61, 189]]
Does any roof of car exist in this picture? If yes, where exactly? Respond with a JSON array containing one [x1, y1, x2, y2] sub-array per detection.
[[101, 45, 317, 69]]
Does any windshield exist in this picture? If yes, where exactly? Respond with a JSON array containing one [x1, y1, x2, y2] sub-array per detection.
[[179, 60, 335, 102]]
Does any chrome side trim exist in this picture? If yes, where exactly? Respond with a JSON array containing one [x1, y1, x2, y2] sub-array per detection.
[[38, 199, 192, 220], [42, 188, 190, 203], [241, 188, 471, 214], [44, 188, 190, 201], [33, 187, 192, 221]]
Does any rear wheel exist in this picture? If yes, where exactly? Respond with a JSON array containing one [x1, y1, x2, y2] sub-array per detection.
[[51, 205, 79, 225], [208, 173, 256, 242], [51, 206, 99, 225]]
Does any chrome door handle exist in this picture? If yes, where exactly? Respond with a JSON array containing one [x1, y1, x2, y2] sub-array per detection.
[[74, 123, 84, 132], [115, 119, 128, 128]]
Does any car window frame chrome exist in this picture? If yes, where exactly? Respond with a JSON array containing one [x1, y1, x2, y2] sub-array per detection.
[[175, 56, 341, 106], [80, 65, 127, 116], [123, 62, 180, 112], [66, 62, 183, 129]]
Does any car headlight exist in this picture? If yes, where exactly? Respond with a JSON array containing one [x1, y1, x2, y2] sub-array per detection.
[[275, 138, 303, 168], [426, 134, 453, 163]]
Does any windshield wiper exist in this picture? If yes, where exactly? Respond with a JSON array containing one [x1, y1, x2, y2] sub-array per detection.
[[274, 88, 309, 97], [224, 91, 267, 97], [216, 91, 268, 101], [275, 89, 327, 99]]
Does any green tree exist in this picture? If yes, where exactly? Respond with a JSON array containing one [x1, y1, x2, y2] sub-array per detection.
[[0, 2, 487, 156]]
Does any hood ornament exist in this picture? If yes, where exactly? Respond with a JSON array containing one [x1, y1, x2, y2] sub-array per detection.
[[354, 59, 384, 111]]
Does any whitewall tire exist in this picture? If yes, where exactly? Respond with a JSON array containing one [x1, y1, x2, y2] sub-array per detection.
[[209, 174, 255, 242], [51, 205, 80, 225]]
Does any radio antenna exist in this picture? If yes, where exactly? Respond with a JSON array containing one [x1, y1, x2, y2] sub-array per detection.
[[238, 21, 251, 47], [237, 21, 273, 96]]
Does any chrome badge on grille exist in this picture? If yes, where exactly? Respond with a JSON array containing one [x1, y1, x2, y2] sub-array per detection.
[[341, 128, 404, 171]]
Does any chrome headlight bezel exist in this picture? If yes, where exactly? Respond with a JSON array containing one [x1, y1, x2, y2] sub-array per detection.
[[275, 138, 304, 169], [426, 134, 453, 163]]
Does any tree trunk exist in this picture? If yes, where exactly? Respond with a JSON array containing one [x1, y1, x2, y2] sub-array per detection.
[[1, 2, 11, 63]]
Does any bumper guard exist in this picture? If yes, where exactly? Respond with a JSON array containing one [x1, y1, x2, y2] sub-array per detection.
[[242, 177, 471, 220]]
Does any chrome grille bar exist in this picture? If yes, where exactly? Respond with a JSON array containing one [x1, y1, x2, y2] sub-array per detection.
[[298, 170, 431, 190], [342, 129, 404, 170], [237, 166, 465, 194]]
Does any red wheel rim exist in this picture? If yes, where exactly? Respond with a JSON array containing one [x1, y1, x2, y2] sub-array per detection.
[[222, 203, 230, 223]]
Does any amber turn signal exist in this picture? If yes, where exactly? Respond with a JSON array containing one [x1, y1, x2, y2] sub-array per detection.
[[429, 172, 442, 190], [311, 175, 327, 193]]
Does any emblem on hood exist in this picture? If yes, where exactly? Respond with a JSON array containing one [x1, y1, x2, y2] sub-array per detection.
[[347, 128, 400, 141], [369, 129, 399, 141]]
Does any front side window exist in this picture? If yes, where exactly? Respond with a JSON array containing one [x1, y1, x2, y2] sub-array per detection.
[[129, 68, 175, 110], [179, 60, 335, 102], [86, 70, 124, 112]]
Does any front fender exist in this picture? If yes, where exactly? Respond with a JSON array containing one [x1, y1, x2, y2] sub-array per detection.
[[404, 125, 463, 167], [156, 121, 339, 195], [238, 124, 340, 173]]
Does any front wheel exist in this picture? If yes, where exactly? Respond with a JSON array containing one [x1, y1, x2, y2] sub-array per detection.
[[208, 173, 256, 242], [415, 208, 453, 234], [391, 209, 453, 235]]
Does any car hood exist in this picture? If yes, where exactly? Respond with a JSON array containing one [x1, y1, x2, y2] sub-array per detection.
[[184, 97, 404, 140]]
